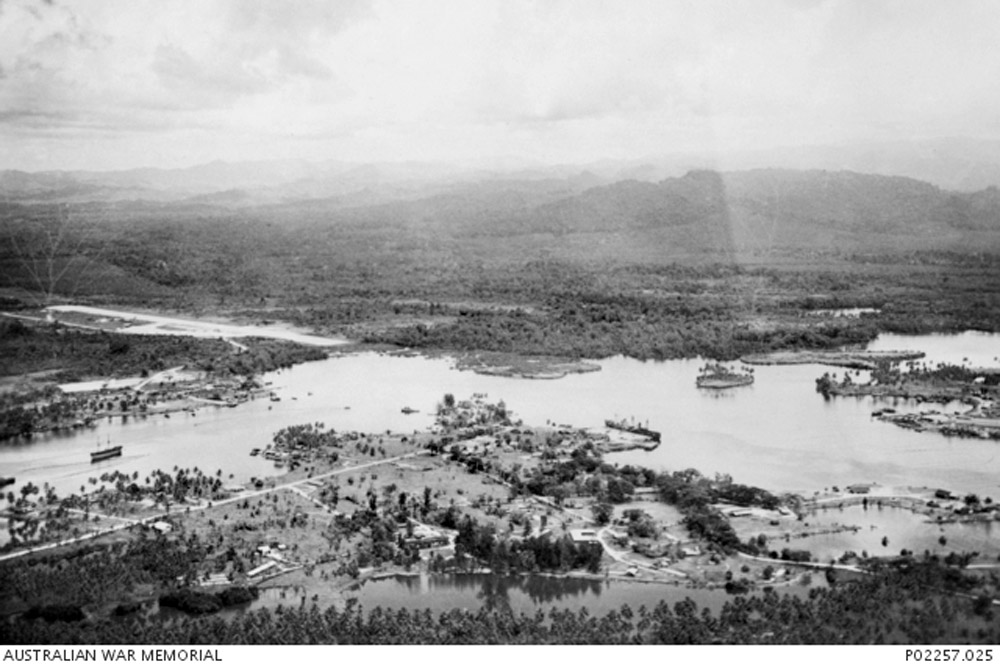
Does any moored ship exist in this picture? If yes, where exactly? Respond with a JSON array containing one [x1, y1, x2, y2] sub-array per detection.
[[696, 362, 754, 389], [604, 418, 661, 443], [90, 445, 123, 463]]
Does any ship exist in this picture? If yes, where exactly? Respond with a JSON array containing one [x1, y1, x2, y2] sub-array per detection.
[[604, 418, 661, 443], [0, 476, 15, 489], [696, 362, 754, 389], [90, 445, 123, 463]]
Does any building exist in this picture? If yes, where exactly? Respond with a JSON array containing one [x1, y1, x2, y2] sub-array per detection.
[[569, 528, 601, 544], [247, 561, 278, 578], [402, 524, 451, 549], [150, 521, 172, 534]]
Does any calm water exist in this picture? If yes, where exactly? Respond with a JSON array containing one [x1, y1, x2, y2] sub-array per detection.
[[783, 505, 998, 561], [228, 573, 818, 618], [344, 573, 808, 615], [2, 332, 1000, 499]]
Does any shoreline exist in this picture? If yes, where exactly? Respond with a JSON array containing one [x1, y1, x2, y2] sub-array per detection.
[[4, 391, 1000, 632], [452, 352, 602, 379], [743, 349, 926, 369]]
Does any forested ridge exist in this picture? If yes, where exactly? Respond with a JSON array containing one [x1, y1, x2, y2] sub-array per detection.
[[2, 168, 1000, 364]]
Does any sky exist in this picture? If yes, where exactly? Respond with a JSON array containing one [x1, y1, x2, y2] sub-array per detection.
[[2, 0, 1000, 172]]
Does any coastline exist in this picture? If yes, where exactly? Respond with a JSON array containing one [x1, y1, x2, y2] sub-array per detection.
[[743, 349, 926, 369], [453, 352, 602, 379]]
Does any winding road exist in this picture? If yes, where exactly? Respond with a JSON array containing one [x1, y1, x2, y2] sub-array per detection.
[[0, 451, 424, 563]]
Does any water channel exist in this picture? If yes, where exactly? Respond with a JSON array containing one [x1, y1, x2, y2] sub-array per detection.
[[180, 572, 823, 620], [2, 332, 999, 500]]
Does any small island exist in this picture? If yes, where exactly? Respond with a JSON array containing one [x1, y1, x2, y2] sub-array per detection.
[[696, 362, 754, 389], [454, 352, 601, 379]]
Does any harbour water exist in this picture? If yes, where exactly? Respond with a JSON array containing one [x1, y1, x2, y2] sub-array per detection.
[[2, 332, 999, 500]]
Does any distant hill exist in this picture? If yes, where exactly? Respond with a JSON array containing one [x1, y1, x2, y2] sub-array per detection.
[[265, 168, 998, 258], [3, 164, 1000, 270], [7, 137, 1000, 206], [720, 138, 1000, 192]]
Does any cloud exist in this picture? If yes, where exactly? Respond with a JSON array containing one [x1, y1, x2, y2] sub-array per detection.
[[3, 0, 1000, 170], [151, 44, 271, 108], [0, 0, 367, 124], [226, 0, 371, 41]]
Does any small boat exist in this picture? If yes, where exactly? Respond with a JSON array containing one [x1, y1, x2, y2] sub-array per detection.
[[0, 476, 15, 489], [401, 407, 419, 414], [270, 394, 281, 402], [250, 448, 261, 456], [91, 445, 123, 463]]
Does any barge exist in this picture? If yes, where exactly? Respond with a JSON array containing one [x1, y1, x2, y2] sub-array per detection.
[[90, 445, 123, 463]]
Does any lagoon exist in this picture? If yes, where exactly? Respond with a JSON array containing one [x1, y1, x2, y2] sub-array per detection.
[[784, 504, 998, 562]]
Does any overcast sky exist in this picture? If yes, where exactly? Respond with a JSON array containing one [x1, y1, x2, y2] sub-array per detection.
[[2, 0, 999, 171]]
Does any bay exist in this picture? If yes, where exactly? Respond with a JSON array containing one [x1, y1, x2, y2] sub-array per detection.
[[2, 332, 999, 500]]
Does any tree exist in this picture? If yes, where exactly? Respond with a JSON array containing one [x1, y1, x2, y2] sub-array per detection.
[[605, 477, 634, 504], [815, 373, 834, 398], [591, 501, 613, 525], [1, 204, 110, 305], [423, 486, 432, 514]]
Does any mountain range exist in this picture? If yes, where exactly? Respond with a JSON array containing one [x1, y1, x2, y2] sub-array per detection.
[[6, 137, 1000, 205], [2, 138, 1000, 265]]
